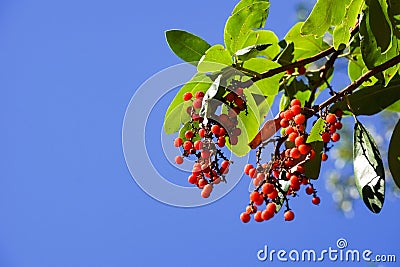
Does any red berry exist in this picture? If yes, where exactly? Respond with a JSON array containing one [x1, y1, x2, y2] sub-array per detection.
[[305, 186, 314, 195], [335, 109, 343, 118], [250, 191, 262, 203], [298, 65, 306, 75], [221, 160, 230, 170], [244, 164, 254, 175], [248, 168, 257, 178], [262, 183, 274, 195], [199, 128, 206, 138], [309, 149, 316, 159], [295, 136, 304, 147], [321, 132, 331, 143], [268, 189, 278, 200], [312, 196, 321, 205], [219, 127, 226, 136], [233, 128, 241, 136], [331, 132, 340, 142], [183, 92, 192, 101], [225, 92, 235, 102], [290, 148, 301, 159], [234, 97, 244, 106], [254, 211, 264, 222], [211, 125, 220, 135], [298, 144, 310, 155], [217, 136, 226, 147], [188, 174, 198, 184], [193, 98, 202, 109], [291, 99, 301, 107], [280, 118, 290, 128], [285, 126, 295, 135], [195, 91, 205, 99], [175, 156, 184, 164], [185, 130, 194, 139], [174, 137, 183, 147], [240, 212, 251, 223], [284, 110, 294, 120], [288, 132, 298, 142], [321, 153, 328, 161], [229, 135, 238, 145], [290, 175, 300, 188], [198, 178, 208, 188], [326, 114, 337, 124], [329, 125, 337, 134], [284, 210, 295, 221], [201, 184, 213, 198], [194, 140, 203, 150], [183, 141, 193, 151], [266, 202, 277, 214], [294, 114, 305, 125], [261, 209, 274, 221], [334, 121, 343, 130], [246, 205, 256, 214], [286, 68, 295, 75], [290, 105, 302, 115]]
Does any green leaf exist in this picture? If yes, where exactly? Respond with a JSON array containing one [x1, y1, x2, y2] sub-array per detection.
[[304, 141, 324, 179], [164, 73, 212, 134], [385, 99, 400, 112], [333, 0, 364, 49], [243, 58, 283, 96], [330, 80, 400, 116], [276, 41, 294, 65], [240, 30, 280, 60], [353, 119, 385, 213], [360, 5, 399, 85], [307, 118, 325, 143], [388, 0, 400, 38], [367, 0, 392, 53], [232, 0, 269, 14], [301, 0, 348, 37], [348, 46, 378, 86], [388, 119, 400, 189], [197, 45, 232, 73], [285, 22, 330, 60], [165, 30, 211, 65], [224, 1, 270, 55]]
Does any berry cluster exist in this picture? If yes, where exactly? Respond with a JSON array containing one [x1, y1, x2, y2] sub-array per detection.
[[240, 99, 343, 223], [174, 89, 244, 198], [286, 65, 307, 75]]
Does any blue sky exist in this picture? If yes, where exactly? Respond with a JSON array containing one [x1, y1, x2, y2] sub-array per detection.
[[0, 0, 399, 266]]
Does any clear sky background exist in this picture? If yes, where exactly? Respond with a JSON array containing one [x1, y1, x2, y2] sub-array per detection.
[[0, 0, 399, 266]]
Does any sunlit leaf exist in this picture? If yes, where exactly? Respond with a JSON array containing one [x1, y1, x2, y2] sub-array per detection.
[[307, 118, 325, 143], [197, 45, 232, 73], [333, 0, 363, 49], [165, 30, 211, 65], [353, 119, 385, 213]]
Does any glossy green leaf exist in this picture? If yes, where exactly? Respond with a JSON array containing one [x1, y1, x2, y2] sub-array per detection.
[[333, 0, 364, 49], [388, 119, 400, 189], [165, 30, 211, 65], [360, 6, 399, 85], [240, 30, 280, 60], [353, 120, 385, 213], [330, 80, 400, 116], [224, 1, 270, 55], [301, 0, 348, 37], [285, 22, 330, 60], [388, 0, 400, 38], [348, 46, 378, 86], [307, 118, 325, 143], [304, 141, 324, 179], [276, 41, 294, 65], [164, 73, 212, 134], [367, 0, 392, 53], [197, 45, 232, 73], [244, 58, 283, 96], [232, 0, 269, 14]]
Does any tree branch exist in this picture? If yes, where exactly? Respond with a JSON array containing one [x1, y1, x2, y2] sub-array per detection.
[[318, 54, 400, 111]]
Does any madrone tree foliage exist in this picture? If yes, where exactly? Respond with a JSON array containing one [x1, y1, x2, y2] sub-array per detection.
[[163, 0, 400, 222]]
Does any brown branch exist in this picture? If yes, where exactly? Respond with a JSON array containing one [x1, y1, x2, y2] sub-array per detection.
[[318, 54, 400, 111]]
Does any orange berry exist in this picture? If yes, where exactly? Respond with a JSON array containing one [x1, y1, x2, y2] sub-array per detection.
[[284, 210, 295, 221]]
